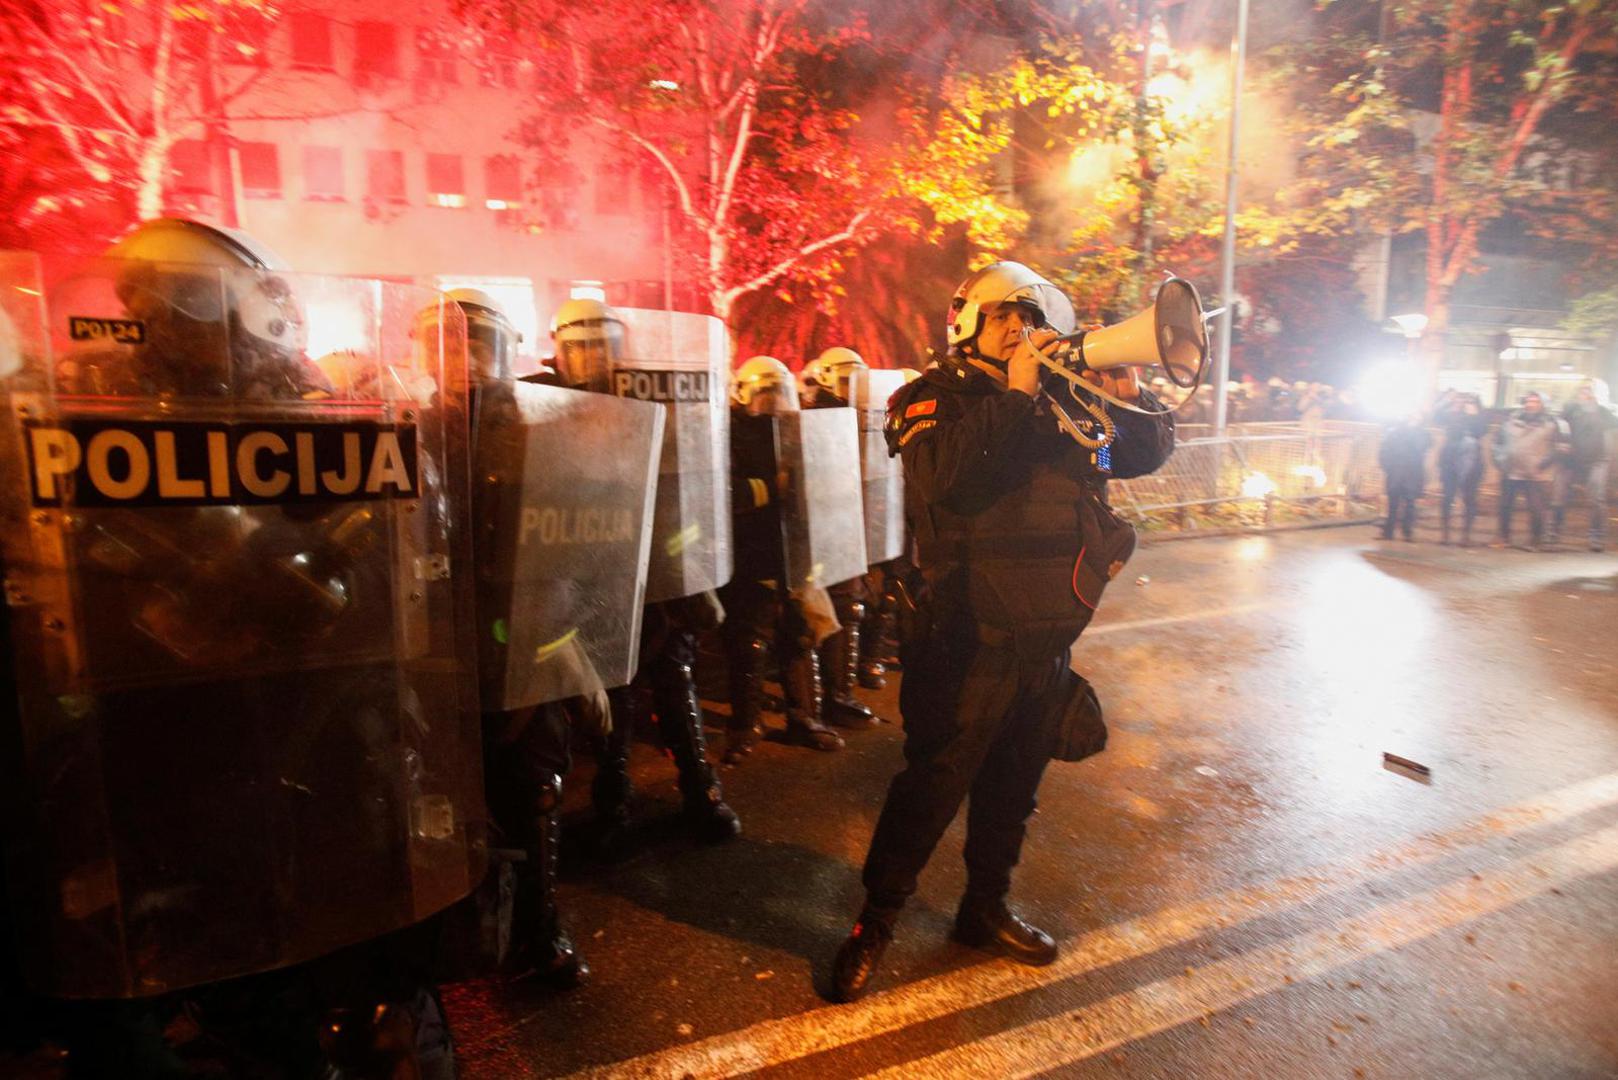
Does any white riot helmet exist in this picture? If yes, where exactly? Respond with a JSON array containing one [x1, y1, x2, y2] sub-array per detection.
[[447, 287, 519, 382], [550, 297, 625, 393], [946, 261, 1075, 361], [104, 217, 326, 398], [732, 355, 799, 415], [802, 345, 868, 404]]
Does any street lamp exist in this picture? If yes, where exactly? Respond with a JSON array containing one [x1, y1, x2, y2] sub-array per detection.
[[1390, 312, 1428, 339]]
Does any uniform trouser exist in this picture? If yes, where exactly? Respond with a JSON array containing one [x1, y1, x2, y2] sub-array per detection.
[[1499, 479, 1552, 544], [861, 624, 1064, 915], [1552, 460, 1609, 542], [596, 625, 721, 810], [718, 578, 816, 716]]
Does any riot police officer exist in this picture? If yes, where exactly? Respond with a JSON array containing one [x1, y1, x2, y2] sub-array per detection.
[[798, 346, 882, 729], [829, 262, 1175, 1002], [0, 219, 483, 1072], [546, 298, 742, 845], [453, 288, 599, 989], [720, 357, 846, 760]]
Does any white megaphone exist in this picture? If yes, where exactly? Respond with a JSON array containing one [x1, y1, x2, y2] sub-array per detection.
[[1054, 277, 1208, 388]]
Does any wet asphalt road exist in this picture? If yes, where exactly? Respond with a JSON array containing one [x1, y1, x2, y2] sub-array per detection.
[[444, 526, 1618, 1079]]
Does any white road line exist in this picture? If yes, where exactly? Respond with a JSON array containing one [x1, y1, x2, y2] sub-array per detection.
[[561, 770, 1618, 1080], [872, 820, 1618, 1079], [1083, 602, 1281, 637]]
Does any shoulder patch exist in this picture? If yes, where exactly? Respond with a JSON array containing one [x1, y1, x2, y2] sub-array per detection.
[[904, 398, 937, 419], [898, 418, 937, 447]]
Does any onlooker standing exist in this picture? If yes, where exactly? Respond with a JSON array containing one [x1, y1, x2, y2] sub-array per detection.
[[1552, 380, 1615, 552], [1494, 391, 1567, 550], [1434, 391, 1488, 546], [1378, 413, 1430, 541]]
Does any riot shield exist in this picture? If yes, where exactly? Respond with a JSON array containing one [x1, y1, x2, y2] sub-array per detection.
[[0, 252, 485, 999], [774, 407, 868, 589], [613, 309, 732, 601], [849, 368, 908, 565], [473, 380, 662, 709]]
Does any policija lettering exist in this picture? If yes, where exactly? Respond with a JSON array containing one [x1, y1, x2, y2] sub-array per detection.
[[612, 369, 710, 403], [27, 419, 417, 507], [518, 506, 635, 547]]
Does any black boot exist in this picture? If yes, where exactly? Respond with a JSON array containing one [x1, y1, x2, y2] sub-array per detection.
[[591, 692, 637, 856], [723, 635, 768, 765], [952, 897, 1057, 966], [511, 774, 588, 988], [829, 909, 896, 1003], [819, 603, 878, 730], [782, 646, 843, 752], [651, 634, 741, 843]]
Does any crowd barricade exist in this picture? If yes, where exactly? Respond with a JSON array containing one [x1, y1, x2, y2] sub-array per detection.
[[1111, 423, 1385, 535]]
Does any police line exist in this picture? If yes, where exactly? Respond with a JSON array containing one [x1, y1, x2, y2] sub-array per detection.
[[25, 418, 418, 507]]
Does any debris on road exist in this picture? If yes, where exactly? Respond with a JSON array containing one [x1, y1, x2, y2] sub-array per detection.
[[1382, 752, 1432, 783]]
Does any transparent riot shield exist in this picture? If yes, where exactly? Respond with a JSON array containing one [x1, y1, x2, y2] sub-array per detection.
[[0, 252, 485, 999], [849, 368, 908, 565], [774, 407, 868, 589], [613, 309, 732, 601], [473, 380, 662, 709]]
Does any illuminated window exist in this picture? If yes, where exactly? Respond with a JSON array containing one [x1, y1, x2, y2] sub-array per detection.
[[416, 28, 459, 83], [478, 53, 520, 89], [239, 142, 281, 199], [290, 13, 333, 71], [485, 156, 522, 209], [366, 150, 407, 204], [354, 22, 399, 81], [303, 146, 344, 201], [170, 139, 215, 196], [426, 153, 466, 208]]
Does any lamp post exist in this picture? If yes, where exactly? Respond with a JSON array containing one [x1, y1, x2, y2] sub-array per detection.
[[1391, 311, 1428, 363], [1211, 0, 1250, 438]]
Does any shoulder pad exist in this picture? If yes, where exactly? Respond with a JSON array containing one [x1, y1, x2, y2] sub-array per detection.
[[884, 381, 946, 455]]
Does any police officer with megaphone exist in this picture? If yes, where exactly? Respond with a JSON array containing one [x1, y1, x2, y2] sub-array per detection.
[[828, 262, 1178, 1002]]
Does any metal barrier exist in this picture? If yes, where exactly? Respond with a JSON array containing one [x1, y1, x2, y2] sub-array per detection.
[[1112, 423, 1385, 534]]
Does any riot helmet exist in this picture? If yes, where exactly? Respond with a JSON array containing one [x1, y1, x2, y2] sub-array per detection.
[[801, 346, 868, 404], [732, 355, 799, 415], [447, 288, 518, 382], [550, 297, 625, 393], [944, 261, 1075, 380], [105, 217, 324, 398]]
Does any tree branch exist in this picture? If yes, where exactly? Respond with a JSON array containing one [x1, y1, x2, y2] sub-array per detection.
[[719, 207, 873, 308]]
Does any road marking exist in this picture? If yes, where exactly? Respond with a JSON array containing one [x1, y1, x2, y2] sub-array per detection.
[[871, 820, 1618, 1079], [1083, 601, 1280, 637], [560, 769, 1618, 1079]]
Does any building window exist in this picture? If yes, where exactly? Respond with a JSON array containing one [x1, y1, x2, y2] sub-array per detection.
[[478, 53, 520, 89], [426, 153, 466, 208], [303, 146, 344, 201], [289, 13, 334, 71], [484, 155, 522, 210], [169, 139, 215, 196], [367, 150, 407, 204], [354, 21, 399, 82], [239, 142, 281, 199], [416, 28, 458, 83], [224, 8, 272, 66]]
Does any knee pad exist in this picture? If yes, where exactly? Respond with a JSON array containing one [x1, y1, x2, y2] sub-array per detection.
[[534, 772, 564, 815]]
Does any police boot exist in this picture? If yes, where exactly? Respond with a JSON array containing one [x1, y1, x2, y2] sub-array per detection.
[[651, 642, 742, 843], [952, 896, 1057, 967], [829, 907, 897, 1003], [782, 647, 844, 752], [512, 774, 589, 989], [723, 635, 768, 765], [819, 607, 878, 730], [591, 693, 636, 857]]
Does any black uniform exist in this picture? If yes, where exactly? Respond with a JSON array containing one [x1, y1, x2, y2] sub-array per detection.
[[718, 412, 845, 757], [859, 367, 1173, 917], [1435, 398, 1487, 545]]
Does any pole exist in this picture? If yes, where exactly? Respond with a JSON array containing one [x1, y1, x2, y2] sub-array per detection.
[[1212, 0, 1250, 437]]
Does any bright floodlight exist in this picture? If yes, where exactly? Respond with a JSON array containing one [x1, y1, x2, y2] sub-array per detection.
[[1390, 312, 1428, 339], [1358, 358, 1425, 420]]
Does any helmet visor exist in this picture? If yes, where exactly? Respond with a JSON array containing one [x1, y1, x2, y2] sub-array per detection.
[[555, 322, 623, 392]]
